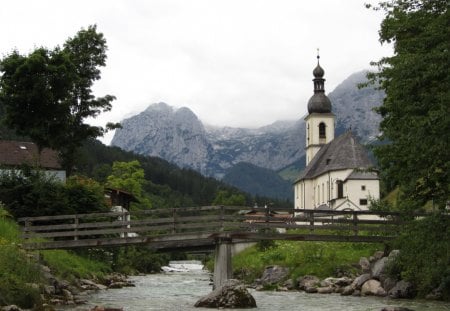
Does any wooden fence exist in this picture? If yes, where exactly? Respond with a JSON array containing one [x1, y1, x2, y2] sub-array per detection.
[[18, 206, 411, 250]]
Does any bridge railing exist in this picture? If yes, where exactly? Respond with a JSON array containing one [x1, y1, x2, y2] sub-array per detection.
[[18, 206, 422, 249]]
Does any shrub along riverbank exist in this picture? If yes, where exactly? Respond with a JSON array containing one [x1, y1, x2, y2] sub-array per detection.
[[0, 212, 112, 308], [231, 240, 382, 285]]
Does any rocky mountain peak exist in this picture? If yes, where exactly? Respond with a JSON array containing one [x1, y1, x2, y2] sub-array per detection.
[[111, 71, 384, 180]]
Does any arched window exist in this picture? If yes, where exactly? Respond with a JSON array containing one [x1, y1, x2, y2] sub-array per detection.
[[319, 122, 326, 139]]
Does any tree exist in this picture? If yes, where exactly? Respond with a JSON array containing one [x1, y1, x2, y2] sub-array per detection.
[[106, 160, 152, 209], [367, 0, 449, 210], [212, 190, 246, 206], [0, 25, 119, 175]]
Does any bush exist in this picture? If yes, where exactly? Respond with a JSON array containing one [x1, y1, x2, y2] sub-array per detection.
[[391, 213, 450, 299], [0, 169, 108, 218], [0, 217, 42, 308], [232, 241, 382, 284], [41, 249, 111, 281]]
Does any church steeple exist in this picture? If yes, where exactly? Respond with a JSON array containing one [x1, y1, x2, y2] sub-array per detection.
[[304, 52, 335, 166], [307, 52, 332, 114]]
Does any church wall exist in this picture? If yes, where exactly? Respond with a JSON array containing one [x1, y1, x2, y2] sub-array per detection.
[[345, 179, 380, 210]]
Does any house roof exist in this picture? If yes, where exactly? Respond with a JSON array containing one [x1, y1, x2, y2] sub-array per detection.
[[295, 131, 375, 181], [0, 140, 61, 170]]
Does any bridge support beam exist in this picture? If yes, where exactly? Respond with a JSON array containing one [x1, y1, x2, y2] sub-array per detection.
[[213, 238, 232, 289]]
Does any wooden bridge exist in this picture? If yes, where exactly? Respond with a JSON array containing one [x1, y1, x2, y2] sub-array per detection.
[[18, 206, 409, 288]]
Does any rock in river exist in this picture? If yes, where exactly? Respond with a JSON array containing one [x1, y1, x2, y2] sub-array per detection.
[[195, 279, 256, 309]]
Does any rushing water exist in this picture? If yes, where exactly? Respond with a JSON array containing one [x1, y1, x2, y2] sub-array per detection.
[[64, 271, 449, 311]]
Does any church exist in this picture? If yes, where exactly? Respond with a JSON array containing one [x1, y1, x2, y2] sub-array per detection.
[[293, 57, 379, 211]]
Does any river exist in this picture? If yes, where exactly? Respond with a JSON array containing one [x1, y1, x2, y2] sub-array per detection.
[[64, 271, 449, 311]]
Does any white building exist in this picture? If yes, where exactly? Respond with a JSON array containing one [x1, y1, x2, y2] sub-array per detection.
[[294, 57, 379, 211]]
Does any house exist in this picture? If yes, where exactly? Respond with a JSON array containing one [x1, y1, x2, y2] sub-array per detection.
[[0, 140, 66, 182], [293, 57, 380, 211]]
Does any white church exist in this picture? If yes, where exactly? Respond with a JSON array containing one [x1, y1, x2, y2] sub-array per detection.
[[294, 57, 380, 211]]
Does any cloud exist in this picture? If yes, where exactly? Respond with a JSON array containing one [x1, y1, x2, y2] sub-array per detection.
[[0, 0, 392, 144]]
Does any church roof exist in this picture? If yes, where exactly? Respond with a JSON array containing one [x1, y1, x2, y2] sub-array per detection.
[[295, 131, 375, 181]]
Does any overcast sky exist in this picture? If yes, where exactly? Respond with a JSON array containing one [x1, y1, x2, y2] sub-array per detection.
[[0, 0, 392, 144]]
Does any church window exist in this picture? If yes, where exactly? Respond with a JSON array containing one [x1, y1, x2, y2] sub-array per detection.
[[361, 185, 366, 191], [317, 185, 320, 204], [322, 183, 324, 203], [360, 199, 368, 206], [319, 122, 326, 139], [337, 180, 343, 199]]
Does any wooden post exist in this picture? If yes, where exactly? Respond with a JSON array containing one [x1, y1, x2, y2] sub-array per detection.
[[172, 208, 177, 234], [353, 212, 358, 236], [123, 210, 129, 238], [213, 237, 232, 289], [219, 205, 224, 232], [309, 211, 315, 233], [74, 215, 79, 241]]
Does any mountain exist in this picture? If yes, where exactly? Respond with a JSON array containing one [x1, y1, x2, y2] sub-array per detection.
[[222, 162, 293, 201], [329, 71, 384, 142], [111, 70, 384, 188]]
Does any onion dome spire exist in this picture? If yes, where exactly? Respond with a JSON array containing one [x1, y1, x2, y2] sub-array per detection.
[[307, 50, 332, 114]]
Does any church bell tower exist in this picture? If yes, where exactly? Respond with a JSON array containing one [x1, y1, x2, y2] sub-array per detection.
[[304, 53, 335, 165]]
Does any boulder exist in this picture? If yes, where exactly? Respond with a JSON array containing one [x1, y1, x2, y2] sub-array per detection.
[[1, 306, 23, 311], [341, 285, 354, 296], [352, 273, 371, 290], [317, 286, 333, 294], [325, 277, 352, 287], [359, 257, 371, 273], [361, 279, 387, 296], [304, 287, 318, 293], [282, 279, 295, 290], [297, 275, 320, 290], [80, 279, 107, 290], [388, 280, 416, 299], [371, 257, 389, 281], [382, 277, 398, 293], [62, 288, 74, 302], [194, 279, 256, 309], [352, 289, 361, 296], [426, 282, 445, 300], [258, 265, 289, 286], [373, 251, 385, 261]]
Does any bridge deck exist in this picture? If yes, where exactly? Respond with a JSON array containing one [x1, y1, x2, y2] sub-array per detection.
[[18, 206, 413, 250]]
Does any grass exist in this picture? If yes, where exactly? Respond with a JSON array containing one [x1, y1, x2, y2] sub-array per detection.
[[41, 249, 111, 281], [232, 240, 382, 284], [0, 216, 42, 308], [0, 206, 112, 307]]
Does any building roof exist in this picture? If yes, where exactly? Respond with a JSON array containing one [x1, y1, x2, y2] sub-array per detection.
[[295, 131, 375, 181], [0, 140, 61, 170]]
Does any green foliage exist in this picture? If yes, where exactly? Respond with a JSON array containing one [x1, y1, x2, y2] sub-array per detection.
[[77, 139, 255, 207], [0, 25, 118, 174], [41, 249, 111, 281], [0, 169, 108, 218], [232, 241, 381, 284], [111, 246, 170, 274], [212, 190, 246, 206], [367, 0, 449, 210], [0, 218, 42, 308], [106, 160, 152, 209], [65, 175, 108, 212], [390, 213, 450, 299]]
